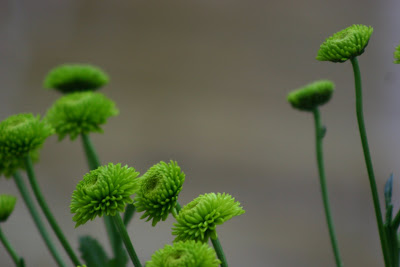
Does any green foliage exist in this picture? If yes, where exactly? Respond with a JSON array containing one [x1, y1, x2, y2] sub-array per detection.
[[0, 114, 53, 177], [146, 240, 221, 267], [70, 163, 140, 227], [79, 236, 109, 267], [0, 194, 17, 222], [287, 80, 334, 111], [44, 64, 109, 94], [45, 92, 118, 140], [316, 24, 373, 62], [135, 161, 185, 226], [172, 193, 245, 243], [394, 44, 400, 64]]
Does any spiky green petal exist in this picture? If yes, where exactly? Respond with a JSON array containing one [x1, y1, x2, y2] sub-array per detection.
[[146, 240, 221, 267], [287, 80, 334, 111], [394, 44, 400, 64], [70, 163, 140, 227], [135, 161, 185, 226], [316, 24, 373, 63], [0, 195, 17, 222], [44, 64, 109, 93], [45, 92, 118, 140], [172, 193, 245, 243], [0, 114, 53, 177]]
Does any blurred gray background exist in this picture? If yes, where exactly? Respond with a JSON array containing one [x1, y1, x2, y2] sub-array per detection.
[[1, 0, 400, 266]]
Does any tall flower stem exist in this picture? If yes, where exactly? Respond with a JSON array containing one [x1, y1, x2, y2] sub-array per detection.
[[23, 156, 81, 266], [313, 108, 343, 267], [211, 236, 228, 267], [350, 57, 391, 267], [13, 172, 66, 267], [81, 133, 123, 260], [112, 213, 142, 267], [0, 226, 23, 267]]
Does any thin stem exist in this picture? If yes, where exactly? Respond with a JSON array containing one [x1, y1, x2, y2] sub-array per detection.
[[350, 57, 391, 267], [0, 226, 22, 266], [313, 108, 343, 267], [211, 236, 228, 267], [80, 133, 123, 260], [13, 172, 66, 267], [176, 202, 182, 213], [123, 204, 136, 226], [23, 156, 81, 266], [112, 213, 142, 267]]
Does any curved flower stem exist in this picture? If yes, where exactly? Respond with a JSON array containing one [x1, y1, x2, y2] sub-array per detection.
[[112, 213, 142, 267], [0, 226, 23, 267], [23, 155, 81, 266], [350, 57, 391, 267], [81, 133, 123, 260], [211, 235, 228, 267], [13, 172, 66, 267], [313, 108, 343, 267]]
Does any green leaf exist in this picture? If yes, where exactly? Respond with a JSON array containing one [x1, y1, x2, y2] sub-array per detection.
[[79, 236, 110, 267], [385, 174, 393, 209]]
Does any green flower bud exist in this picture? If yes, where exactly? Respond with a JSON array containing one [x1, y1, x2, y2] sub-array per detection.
[[0, 114, 53, 177], [70, 163, 140, 227], [135, 161, 185, 226], [172, 193, 245, 243], [44, 64, 109, 94], [146, 240, 221, 267], [316, 24, 373, 63], [287, 80, 334, 111], [0, 194, 17, 222], [45, 92, 119, 140], [394, 44, 400, 64]]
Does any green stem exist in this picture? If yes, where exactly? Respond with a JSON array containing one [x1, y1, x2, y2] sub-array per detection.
[[176, 202, 182, 213], [392, 210, 400, 230], [112, 213, 142, 267], [123, 204, 136, 226], [0, 226, 22, 266], [211, 236, 228, 267], [350, 57, 391, 267], [312, 108, 343, 267], [13, 172, 66, 267], [23, 156, 81, 266], [81, 133, 123, 260]]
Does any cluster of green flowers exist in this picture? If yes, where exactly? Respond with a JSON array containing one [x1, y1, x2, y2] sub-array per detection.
[[0, 63, 245, 267]]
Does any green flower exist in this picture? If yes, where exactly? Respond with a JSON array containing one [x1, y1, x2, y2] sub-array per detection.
[[0, 195, 17, 222], [287, 80, 334, 111], [394, 44, 400, 64], [135, 161, 185, 226], [70, 163, 139, 227], [44, 64, 109, 93], [316, 24, 373, 62], [172, 193, 245, 243], [45, 92, 118, 140], [0, 114, 53, 177], [146, 240, 220, 267]]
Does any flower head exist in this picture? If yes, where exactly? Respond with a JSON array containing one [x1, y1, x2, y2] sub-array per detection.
[[146, 240, 221, 267], [44, 64, 109, 93], [0, 195, 17, 222], [135, 161, 185, 226], [316, 24, 373, 62], [70, 163, 139, 227], [172, 193, 245, 243], [287, 80, 334, 111], [45, 92, 118, 140], [394, 44, 400, 64], [0, 114, 53, 177]]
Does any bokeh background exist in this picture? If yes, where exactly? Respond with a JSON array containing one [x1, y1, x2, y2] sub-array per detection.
[[1, 0, 400, 266]]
